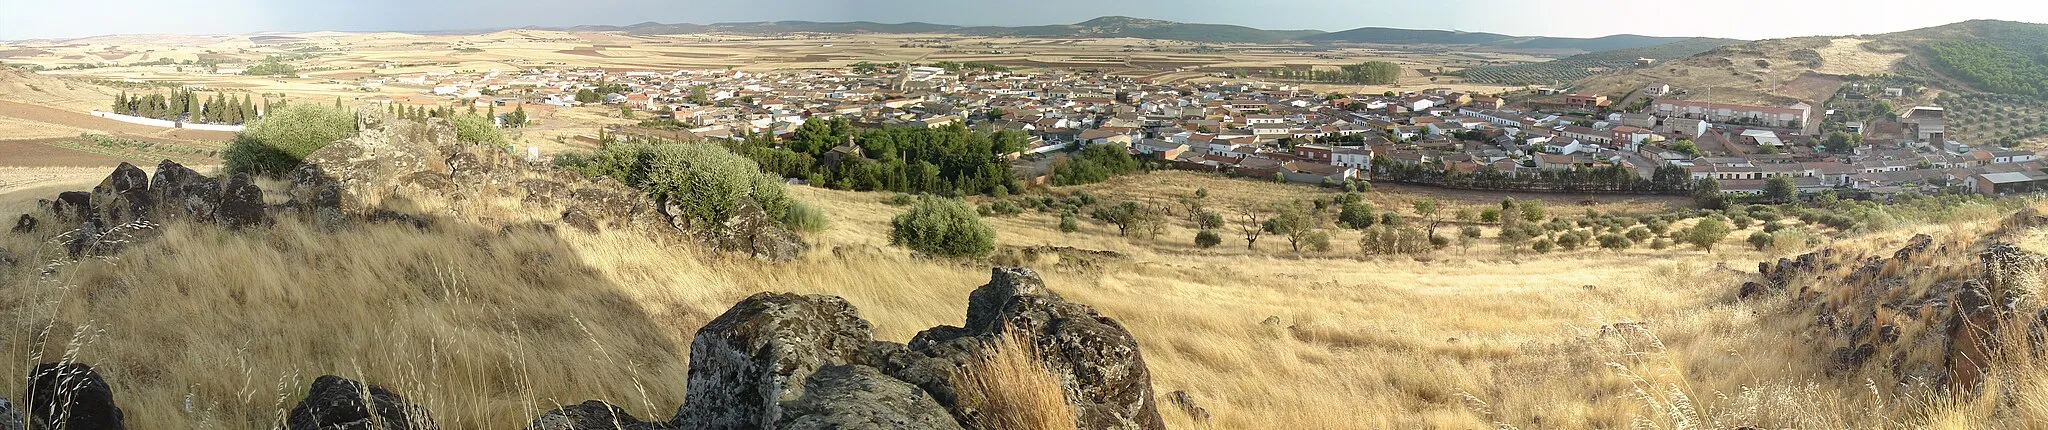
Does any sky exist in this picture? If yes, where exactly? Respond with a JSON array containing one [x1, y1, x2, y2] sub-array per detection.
[[4, 0, 2048, 41]]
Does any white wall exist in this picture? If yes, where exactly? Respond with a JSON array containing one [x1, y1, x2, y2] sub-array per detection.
[[90, 111, 245, 132]]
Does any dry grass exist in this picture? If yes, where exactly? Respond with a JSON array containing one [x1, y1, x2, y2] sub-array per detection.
[[952, 330, 1076, 430], [0, 166, 2033, 429]]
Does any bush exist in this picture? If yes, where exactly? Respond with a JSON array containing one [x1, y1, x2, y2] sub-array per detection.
[[1480, 209, 1500, 223], [1359, 225, 1430, 255], [1532, 238, 1555, 253], [1303, 230, 1332, 252], [1460, 225, 1483, 239], [1598, 233, 1632, 251], [1684, 216, 1732, 251], [450, 114, 507, 146], [562, 140, 793, 228], [774, 202, 825, 234], [1058, 213, 1079, 233], [1651, 238, 1673, 250], [1624, 227, 1653, 242], [1747, 231, 1773, 251], [223, 103, 356, 177], [1338, 201, 1376, 229], [890, 196, 996, 258], [1557, 231, 1587, 250], [884, 193, 917, 206], [1195, 230, 1223, 248]]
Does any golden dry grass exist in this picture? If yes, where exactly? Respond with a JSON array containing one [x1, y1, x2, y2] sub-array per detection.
[[952, 331, 1076, 430], [0, 166, 2032, 429]]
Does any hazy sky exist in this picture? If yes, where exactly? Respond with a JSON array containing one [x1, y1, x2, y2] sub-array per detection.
[[4, 0, 2047, 41]]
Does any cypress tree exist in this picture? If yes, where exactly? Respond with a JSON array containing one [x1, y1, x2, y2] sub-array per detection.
[[113, 92, 126, 114]]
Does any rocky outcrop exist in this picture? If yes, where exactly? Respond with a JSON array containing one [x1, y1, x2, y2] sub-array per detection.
[[527, 401, 671, 430], [677, 293, 879, 429], [25, 363, 123, 429], [568, 267, 1157, 430], [286, 375, 435, 430], [1744, 216, 2048, 395], [0, 398, 20, 430]]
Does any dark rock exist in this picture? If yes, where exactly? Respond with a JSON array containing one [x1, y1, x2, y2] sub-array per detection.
[[1738, 281, 1767, 299], [25, 363, 123, 430], [1879, 324, 1902, 344], [700, 198, 808, 262], [0, 248, 16, 267], [219, 173, 268, 229], [772, 365, 964, 430], [904, 267, 1165, 430], [560, 208, 600, 233], [1830, 343, 1877, 373], [55, 192, 91, 222], [0, 397, 19, 430], [176, 180, 224, 223], [150, 160, 210, 220], [527, 400, 669, 430], [10, 214, 33, 234], [366, 210, 432, 230], [286, 375, 435, 430], [91, 162, 149, 195], [678, 293, 875, 429]]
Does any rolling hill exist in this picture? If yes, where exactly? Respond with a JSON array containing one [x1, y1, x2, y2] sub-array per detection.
[[547, 16, 1710, 49], [1458, 37, 1743, 85], [1571, 19, 2048, 107], [1298, 28, 1711, 53]]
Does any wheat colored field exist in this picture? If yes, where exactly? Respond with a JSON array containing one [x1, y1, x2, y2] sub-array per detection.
[[1, 163, 2024, 429]]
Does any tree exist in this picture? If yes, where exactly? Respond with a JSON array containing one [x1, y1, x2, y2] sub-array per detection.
[[1412, 198, 1442, 239], [1519, 199, 1546, 223], [1480, 209, 1501, 223], [1531, 238, 1555, 253], [1693, 178, 1726, 209], [1263, 206, 1314, 252], [1238, 207, 1266, 250], [1195, 230, 1223, 248], [620, 105, 635, 119], [689, 85, 710, 105], [1822, 131, 1860, 153], [1748, 231, 1774, 251], [1764, 176, 1797, 204], [1337, 200, 1376, 229], [1597, 233, 1632, 252], [1669, 139, 1700, 156], [223, 103, 357, 177], [1685, 216, 1732, 252], [575, 89, 601, 104], [449, 114, 507, 146], [1197, 211, 1225, 230], [888, 196, 995, 258], [505, 105, 529, 127], [1090, 201, 1146, 237]]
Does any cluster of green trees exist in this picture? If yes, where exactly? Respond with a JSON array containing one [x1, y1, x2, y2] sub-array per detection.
[[1372, 160, 1695, 195], [112, 91, 269, 124], [242, 61, 299, 77], [1927, 39, 2048, 96], [726, 118, 1025, 197], [1272, 61, 1402, 85], [1050, 144, 1142, 186]]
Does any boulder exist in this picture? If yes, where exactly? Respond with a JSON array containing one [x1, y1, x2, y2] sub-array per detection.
[[677, 293, 876, 429], [9, 214, 33, 234], [176, 180, 224, 223], [286, 375, 435, 430], [25, 363, 123, 430], [906, 267, 1166, 430], [287, 119, 450, 215], [701, 198, 809, 262], [54, 192, 91, 222], [217, 173, 268, 229], [772, 365, 963, 430], [560, 208, 600, 234], [91, 162, 148, 195], [149, 160, 210, 219], [527, 400, 669, 430], [0, 397, 20, 430]]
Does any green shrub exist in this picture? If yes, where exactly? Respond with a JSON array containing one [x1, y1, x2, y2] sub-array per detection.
[[783, 201, 829, 233], [1747, 231, 1773, 251], [889, 196, 995, 258], [223, 103, 356, 177], [1598, 233, 1632, 251], [884, 193, 916, 206], [1058, 213, 1080, 233], [1532, 238, 1555, 253], [559, 139, 794, 228], [1304, 230, 1332, 252], [450, 114, 507, 146], [1195, 230, 1223, 248], [1651, 238, 1673, 250], [1359, 225, 1430, 255]]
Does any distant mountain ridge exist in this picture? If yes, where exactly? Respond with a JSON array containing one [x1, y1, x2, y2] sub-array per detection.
[[543, 16, 1722, 52]]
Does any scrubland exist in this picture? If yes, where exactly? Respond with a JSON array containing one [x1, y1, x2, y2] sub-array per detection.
[[0, 168, 2033, 429]]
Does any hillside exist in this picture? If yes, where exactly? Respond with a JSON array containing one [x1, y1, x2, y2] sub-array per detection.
[[561, 16, 1324, 44], [1299, 28, 1711, 53], [1459, 37, 1743, 85], [1574, 20, 2048, 107]]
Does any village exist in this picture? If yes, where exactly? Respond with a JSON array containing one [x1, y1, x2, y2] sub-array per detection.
[[351, 61, 2048, 198]]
